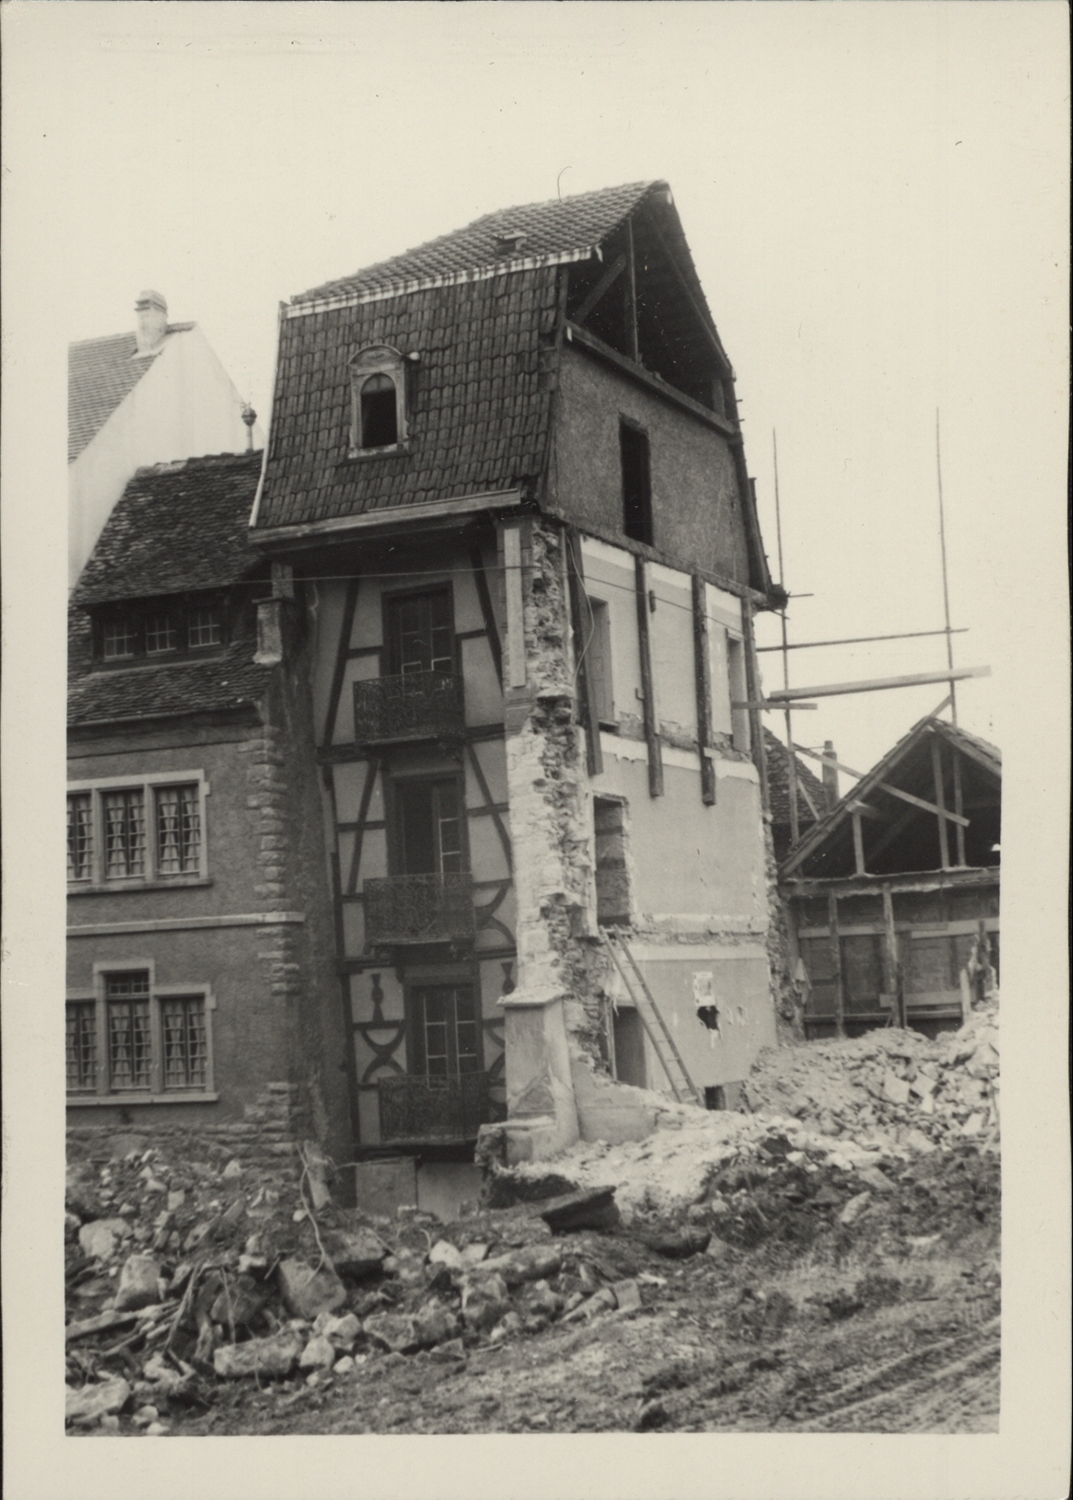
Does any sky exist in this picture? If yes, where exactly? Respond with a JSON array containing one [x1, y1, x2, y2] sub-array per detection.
[[6, 1, 1067, 777]]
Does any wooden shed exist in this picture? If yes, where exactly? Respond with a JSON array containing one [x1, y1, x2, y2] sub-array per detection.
[[779, 717, 1000, 1039]]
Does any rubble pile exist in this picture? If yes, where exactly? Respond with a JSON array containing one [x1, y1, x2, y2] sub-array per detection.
[[64, 1146, 656, 1433], [741, 997, 1000, 1153]]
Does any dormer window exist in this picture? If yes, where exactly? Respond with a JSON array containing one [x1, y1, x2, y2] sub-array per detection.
[[92, 595, 228, 667], [349, 345, 408, 456]]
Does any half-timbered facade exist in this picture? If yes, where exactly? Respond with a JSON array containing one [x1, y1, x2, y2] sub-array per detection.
[[250, 182, 786, 1189]]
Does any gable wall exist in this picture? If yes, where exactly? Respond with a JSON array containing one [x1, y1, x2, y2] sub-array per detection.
[[550, 345, 750, 583]]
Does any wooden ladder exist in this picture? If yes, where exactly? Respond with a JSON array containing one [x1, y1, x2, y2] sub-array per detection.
[[600, 927, 703, 1107]]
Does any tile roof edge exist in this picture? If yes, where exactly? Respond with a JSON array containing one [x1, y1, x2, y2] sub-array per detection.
[[286, 248, 594, 319], [250, 487, 525, 543], [69, 322, 197, 351]]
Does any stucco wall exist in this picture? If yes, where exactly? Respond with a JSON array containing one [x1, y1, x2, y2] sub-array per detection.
[[551, 345, 749, 584], [68, 326, 263, 588]]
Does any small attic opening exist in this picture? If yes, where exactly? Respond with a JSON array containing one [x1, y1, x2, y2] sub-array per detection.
[[620, 421, 653, 545], [361, 373, 398, 449]]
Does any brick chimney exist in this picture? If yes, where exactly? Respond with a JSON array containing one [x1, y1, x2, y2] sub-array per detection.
[[134, 290, 168, 355], [821, 740, 840, 810]]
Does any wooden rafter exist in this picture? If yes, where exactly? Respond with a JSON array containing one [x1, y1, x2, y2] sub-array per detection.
[[571, 252, 628, 327], [789, 742, 970, 827]]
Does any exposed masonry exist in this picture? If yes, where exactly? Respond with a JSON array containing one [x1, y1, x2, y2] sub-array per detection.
[[762, 819, 803, 1044], [67, 1083, 310, 1180], [507, 522, 611, 1068]]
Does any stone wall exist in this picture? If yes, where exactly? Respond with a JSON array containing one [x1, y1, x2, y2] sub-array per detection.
[[67, 1082, 313, 1188]]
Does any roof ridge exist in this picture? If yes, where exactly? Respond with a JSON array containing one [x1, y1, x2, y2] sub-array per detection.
[[291, 180, 664, 307]]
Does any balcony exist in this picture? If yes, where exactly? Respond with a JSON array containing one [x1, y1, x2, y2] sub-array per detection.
[[364, 872, 475, 947], [378, 1070, 492, 1145], [353, 671, 464, 748]]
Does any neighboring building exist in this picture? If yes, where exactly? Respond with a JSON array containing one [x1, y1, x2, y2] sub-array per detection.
[[247, 180, 785, 1203], [763, 729, 830, 862], [778, 716, 1001, 1039], [68, 291, 263, 590], [66, 451, 351, 1176]]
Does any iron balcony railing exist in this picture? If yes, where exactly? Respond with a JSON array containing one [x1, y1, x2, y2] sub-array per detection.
[[378, 1071, 491, 1144], [363, 872, 475, 946], [353, 671, 464, 746]]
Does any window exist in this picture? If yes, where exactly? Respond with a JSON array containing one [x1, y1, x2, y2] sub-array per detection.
[[66, 967, 214, 1100], [620, 421, 653, 545], [360, 373, 398, 448], [349, 345, 407, 455], [410, 984, 481, 1078], [593, 796, 631, 927], [92, 595, 227, 665], [385, 588, 454, 677], [393, 777, 465, 876], [585, 596, 615, 724], [67, 773, 207, 887], [726, 634, 751, 752]]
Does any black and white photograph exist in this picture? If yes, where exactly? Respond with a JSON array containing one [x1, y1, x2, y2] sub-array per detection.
[[1, 3, 1068, 1496]]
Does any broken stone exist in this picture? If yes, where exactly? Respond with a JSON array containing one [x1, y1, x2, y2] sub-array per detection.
[[333, 1355, 356, 1376], [490, 1310, 524, 1341], [78, 1218, 130, 1261], [961, 1113, 986, 1136], [428, 1337, 466, 1364], [562, 1286, 617, 1323], [460, 1272, 510, 1333], [520, 1279, 562, 1318], [883, 1072, 912, 1106], [838, 1191, 872, 1226], [114, 1254, 162, 1312], [428, 1240, 464, 1272], [326, 1229, 387, 1279], [66, 1377, 131, 1425], [222, 1158, 243, 1179], [537, 1186, 620, 1234], [610, 1279, 643, 1313], [479, 1243, 564, 1287], [363, 1312, 420, 1353], [413, 1302, 461, 1348], [210, 1274, 267, 1333], [459, 1242, 489, 1268], [277, 1258, 347, 1321], [318, 1312, 362, 1351], [213, 1329, 303, 1379], [299, 1334, 337, 1371], [903, 1128, 936, 1155], [639, 1226, 711, 1259], [145, 1423, 168, 1436], [857, 1166, 896, 1194], [132, 1405, 159, 1428]]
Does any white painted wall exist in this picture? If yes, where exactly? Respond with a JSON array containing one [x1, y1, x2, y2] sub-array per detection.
[[68, 325, 263, 588]]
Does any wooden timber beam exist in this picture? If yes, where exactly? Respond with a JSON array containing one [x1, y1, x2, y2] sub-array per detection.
[[852, 812, 866, 875], [643, 212, 731, 372], [828, 892, 845, 1037], [691, 576, 717, 805], [849, 800, 885, 822], [635, 557, 664, 798], [571, 252, 628, 327], [625, 222, 640, 363], [780, 866, 998, 900], [931, 737, 952, 870], [789, 741, 970, 827], [766, 666, 989, 704]]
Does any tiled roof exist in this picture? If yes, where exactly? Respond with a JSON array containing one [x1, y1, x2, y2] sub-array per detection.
[[255, 267, 560, 531], [764, 728, 827, 828], [68, 627, 273, 728], [292, 182, 661, 307], [68, 324, 195, 464], [939, 719, 1001, 770], [73, 451, 264, 606]]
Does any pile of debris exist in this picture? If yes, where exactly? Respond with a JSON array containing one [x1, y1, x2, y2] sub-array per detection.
[[64, 1144, 656, 1432], [741, 997, 1000, 1153]]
